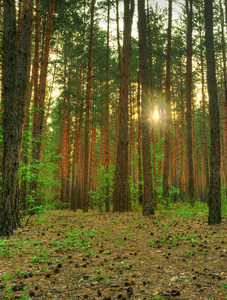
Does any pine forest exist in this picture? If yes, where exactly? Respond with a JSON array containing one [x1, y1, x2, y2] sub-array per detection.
[[0, 0, 226, 299]]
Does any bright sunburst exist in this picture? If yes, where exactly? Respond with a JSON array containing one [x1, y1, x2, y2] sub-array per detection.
[[153, 110, 159, 120]]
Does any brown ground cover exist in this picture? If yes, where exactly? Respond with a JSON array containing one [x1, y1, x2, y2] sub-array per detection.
[[0, 209, 226, 300]]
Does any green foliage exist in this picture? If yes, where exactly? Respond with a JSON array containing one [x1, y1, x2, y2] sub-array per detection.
[[0, 240, 10, 257], [221, 186, 227, 216], [89, 164, 115, 209], [156, 186, 180, 206], [157, 202, 209, 218], [221, 281, 227, 296], [129, 174, 142, 204], [19, 147, 61, 213], [1, 273, 29, 299]]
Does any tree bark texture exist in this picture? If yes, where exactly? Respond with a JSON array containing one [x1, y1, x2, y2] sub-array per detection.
[[204, 0, 221, 225], [0, 0, 33, 236], [138, 0, 154, 215], [113, 0, 134, 212]]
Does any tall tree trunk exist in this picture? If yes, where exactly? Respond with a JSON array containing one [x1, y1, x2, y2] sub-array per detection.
[[113, 0, 134, 212], [137, 72, 143, 206], [70, 114, 78, 211], [66, 63, 71, 203], [61, 53, 69, 204], [186, 0, 195, 201], [113, 0, 122, 166], [83, 0, 95, 212], [163, 0, 172, 203], [20, 1, 34, 209], [179, 63, 187, 197], [220, 0, 227, 196], [76, 102, 84, 210], [198, 9, 209, 201], [30, 0, 55, 204], [105, 0, 110, 212], [0, 0, 33, 236], [204, 0, 221, 225], [138, 0, 154, 216], [147, 0, 157, 205]]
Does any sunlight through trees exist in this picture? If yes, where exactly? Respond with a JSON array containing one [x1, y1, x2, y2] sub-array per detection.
[[0, 0, 227, 236]]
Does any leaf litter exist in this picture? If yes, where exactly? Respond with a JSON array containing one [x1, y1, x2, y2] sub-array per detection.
[[0, 210, 226, 300]]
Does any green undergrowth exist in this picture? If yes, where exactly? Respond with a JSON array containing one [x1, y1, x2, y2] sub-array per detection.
[[157, 200, 227, 219]]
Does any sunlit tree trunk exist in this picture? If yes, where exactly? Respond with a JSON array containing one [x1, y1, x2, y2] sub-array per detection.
[[205, 0, 221, 225], [83, 0, 95, 212]]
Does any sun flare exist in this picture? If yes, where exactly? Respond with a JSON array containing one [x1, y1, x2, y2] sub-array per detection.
[[153, 110, 159, 120]]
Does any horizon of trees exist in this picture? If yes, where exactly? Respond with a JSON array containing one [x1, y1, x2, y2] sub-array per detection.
[[0, 0, 226, 236]]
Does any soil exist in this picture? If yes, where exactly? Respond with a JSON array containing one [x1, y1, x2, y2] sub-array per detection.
[[0, 210, 226, 300]]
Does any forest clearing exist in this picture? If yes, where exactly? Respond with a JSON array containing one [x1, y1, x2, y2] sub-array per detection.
[[0, 205, 226, 300]]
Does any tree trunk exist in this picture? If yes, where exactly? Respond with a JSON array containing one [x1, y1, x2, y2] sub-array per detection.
[[198, 11, 209, 201], [113, 0, 122, 166], [163, 0, 172, 204], [113, 0, 134, 212], [147, 0, 157, 205], [83, 0, 96, 212], [30, 0, 55, 205], [105, 0, 110, 212], [61, 53, 68, 203], [180, 63, 187, 197], [137, 72, 143, 206], [204, 0, 221, 225], [186, 0, 195, 201], [76, 102, 84, 210], [0, 0, 33, 236], [138, 0, 154, 216], [20, 1, 34, 209], [220, 0, 227, 196]]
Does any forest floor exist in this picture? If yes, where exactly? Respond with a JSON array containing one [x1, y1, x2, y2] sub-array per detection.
[[0, 207, 227, 300]]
